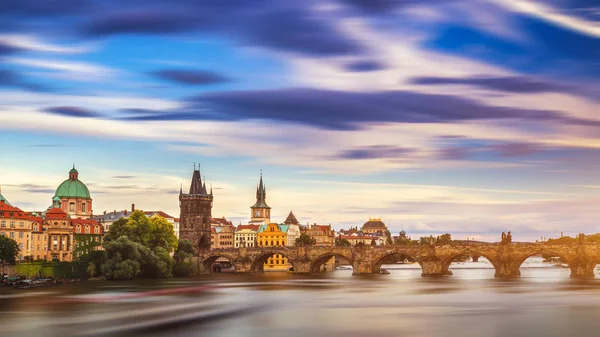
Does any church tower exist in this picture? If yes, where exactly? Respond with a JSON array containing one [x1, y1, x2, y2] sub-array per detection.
[[179, 164, 213, 250], [250, 172, 271, 224]]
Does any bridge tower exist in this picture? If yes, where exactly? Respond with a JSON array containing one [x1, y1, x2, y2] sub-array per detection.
[[250, 172, 271, 224], [179, 164, 213, 250]]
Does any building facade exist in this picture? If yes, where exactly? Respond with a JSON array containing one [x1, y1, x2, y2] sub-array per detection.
[[55, 166, 93, 219], [234, 224, 260, 248], [179, 165, 213, 250], [257, 223, 290, 271], [306, 224, 336, 246], [250, 173, 270, 224], [44, 197, 74, 262], [72, 218, 104, 259]]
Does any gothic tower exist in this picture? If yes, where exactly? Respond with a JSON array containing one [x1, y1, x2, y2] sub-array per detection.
[[179, 164, 213, 250], [250, 172, 271, 224]]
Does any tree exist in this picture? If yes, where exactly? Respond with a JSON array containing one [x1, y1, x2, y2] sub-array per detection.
[[335, 238, 351, 247], [295, 234, 316, 246], [438, 233, 452, 245], [104, 211, 178, 254], [101, 236, 173, 280], [172, 239, 196, 278], [0, 235, 20, 266]]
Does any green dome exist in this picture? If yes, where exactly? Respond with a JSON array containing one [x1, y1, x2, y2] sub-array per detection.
[[70, 167, 78, 174], [55, 178, 90, 199]]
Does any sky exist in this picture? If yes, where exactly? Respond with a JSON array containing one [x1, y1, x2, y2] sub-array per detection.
[[0, 0, 598, 242]]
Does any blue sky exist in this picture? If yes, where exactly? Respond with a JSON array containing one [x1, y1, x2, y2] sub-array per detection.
[[0, 0, 598, 241]]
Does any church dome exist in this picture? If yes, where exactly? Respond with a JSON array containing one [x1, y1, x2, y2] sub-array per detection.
[[55, 167, 91, 199], [362, 218, 387, 229]]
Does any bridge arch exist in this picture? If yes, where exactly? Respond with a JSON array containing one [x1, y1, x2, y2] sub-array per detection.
[[202, 253, 237, 273], [513, 248, 580, 278], [310, 252, 354, 273], [442, 249, 498, 278], [251, 250, 294, 272], [371, 249, 422, 274]]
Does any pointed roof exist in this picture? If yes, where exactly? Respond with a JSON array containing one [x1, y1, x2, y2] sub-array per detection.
[[188, 164, 208, 195], [251, 172, 270, 209], [284, 211, 299, 225], [0, 185, 11, 206]]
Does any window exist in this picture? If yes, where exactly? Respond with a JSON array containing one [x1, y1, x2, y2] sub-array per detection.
[[94, 226, 99, 234], [19, 232, 23, 238], [0, 221, 4, 227], [81, 203, 86, 213], [19, 243, 23, 250], [19, 221, 24, 228], [10, 221, 15, 228], [69, 202, 75, 212], [33, 224, 38, 231], [10, 232, 14, 239]]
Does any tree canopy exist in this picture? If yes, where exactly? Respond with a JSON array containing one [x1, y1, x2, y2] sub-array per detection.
[[295, 233, 316, 246], [0, 235, 20, 264], [104, 210, 178, 253], [335, 238, 351, 247]]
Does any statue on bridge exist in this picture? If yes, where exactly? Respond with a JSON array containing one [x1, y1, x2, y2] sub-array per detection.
[[501, 231, 512, 245], [578, 233, 585, 244], [429, 235, 435, 246]]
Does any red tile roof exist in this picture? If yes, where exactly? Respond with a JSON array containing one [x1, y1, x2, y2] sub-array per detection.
[[237, 224, 261, 231], [144, 211, 175, 219]]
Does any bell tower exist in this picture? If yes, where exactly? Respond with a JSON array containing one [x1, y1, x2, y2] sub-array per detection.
[[250, 172, 271, 224], [179, 164, 213, 250]]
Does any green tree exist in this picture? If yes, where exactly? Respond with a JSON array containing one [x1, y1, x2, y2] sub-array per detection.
[[335, 238, 351, 247], [295, 233, 316, 246], [104, 211, 178, 254], [0, 235, 20, 266], [101, 236, 143, 280]]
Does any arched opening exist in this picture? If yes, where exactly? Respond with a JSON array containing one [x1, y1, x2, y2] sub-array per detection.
[[252, 252, 293, 273], [203, 255, 236, 273], [444, 251, 496, 279], [516, 250, 571, 281], [310, 254, 353, 274], [372, 252, 421, 276]]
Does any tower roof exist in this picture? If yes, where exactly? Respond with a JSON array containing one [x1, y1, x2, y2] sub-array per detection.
[[284, 211, 299, 225], [188, 164, 208, 195], [0, 185, 11, 206], [251, 172, 270, 209]]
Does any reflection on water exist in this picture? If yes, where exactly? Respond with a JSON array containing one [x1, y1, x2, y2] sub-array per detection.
[[1, 257, 600, 337]]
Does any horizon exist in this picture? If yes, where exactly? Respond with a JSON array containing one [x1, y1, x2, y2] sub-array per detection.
[[1, 1, 598, 243]]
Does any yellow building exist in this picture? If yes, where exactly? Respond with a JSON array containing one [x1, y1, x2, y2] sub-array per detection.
[[257, 223, 290, 271]]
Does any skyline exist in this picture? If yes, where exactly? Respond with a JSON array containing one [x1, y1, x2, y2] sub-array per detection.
[[1, 0, 599, 242]]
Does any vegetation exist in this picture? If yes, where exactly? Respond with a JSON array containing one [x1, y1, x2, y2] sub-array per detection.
[[0, 235, 20, 265], [295, 233, 316, 246], [101, 211, 178, 280], [335, 238, 351, 247], [172, 239, 196, 277]]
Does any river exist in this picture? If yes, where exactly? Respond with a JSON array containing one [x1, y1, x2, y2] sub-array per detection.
[[2, 256, 600, 337]]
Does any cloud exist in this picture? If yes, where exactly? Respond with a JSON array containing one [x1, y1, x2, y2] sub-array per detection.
[[152, 69, 230, 85], [491, 142, 541, 157], [110, 175, 137, 179], [344, 60, 386, 72], [0, 69, 49, 91], [81, 2, 364, 57], [438, 147, 472, 160], [43, 106, 101, 118], [410, 75, 574, 94], [0, 34, 94, 53], [336, 145, 413, 160]]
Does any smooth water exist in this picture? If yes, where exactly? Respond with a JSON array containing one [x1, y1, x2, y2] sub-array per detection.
[[2, 257, 600, 337]]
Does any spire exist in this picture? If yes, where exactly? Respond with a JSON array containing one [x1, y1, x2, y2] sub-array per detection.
[[180, 183, 183, 194], [251, 171, 270, 209], [188, 164, 203, 194], [202, 175, 207, 194], [284, 211, 299, 225], [210, 183, 213, 195]]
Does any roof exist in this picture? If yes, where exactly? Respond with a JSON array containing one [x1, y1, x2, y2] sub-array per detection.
[[279, 224, 290, 233], [93, 210, 129, 222], [339, 235, 372, 240], [212, 217, 233, 226], [144, 211, 175, 219], [237, 224, 261, 231], [45, 207, 68, 220], [187, 166, 209, 195], [251, 173, 271, 209], [0, 186, 11, 206], [284, 211, 299, 225], [55, 178, 91, 199], [362, 218, 387, 229]]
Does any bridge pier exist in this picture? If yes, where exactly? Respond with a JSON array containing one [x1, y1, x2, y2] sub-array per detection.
[[494, 262, 521, 278], [232, 261, 252, 273], [352, 260, 374, 276], [291, 260, 312, 274], [471, 254, 481, 262], [421, 260, 452, 277], [569, 260, 596, 279]]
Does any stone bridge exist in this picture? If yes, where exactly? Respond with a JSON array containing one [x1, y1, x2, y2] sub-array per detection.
[[198, 242, 600, 279]]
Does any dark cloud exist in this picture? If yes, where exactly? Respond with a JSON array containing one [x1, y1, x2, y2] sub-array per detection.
[[117, 88, 599, 130], [10, 183, 56, 194], [152, 69, 230, 85], [0, 69, 50, 92], [43, 106, 101, 118], [410, 76, 575, 94], [491, 143, 541, 157], [0, 42, 21, 55], [438, 147, 472, 160], [344, 60, 386, 72], [80, 2, 364, 57], [337, 145, 413, 160]]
